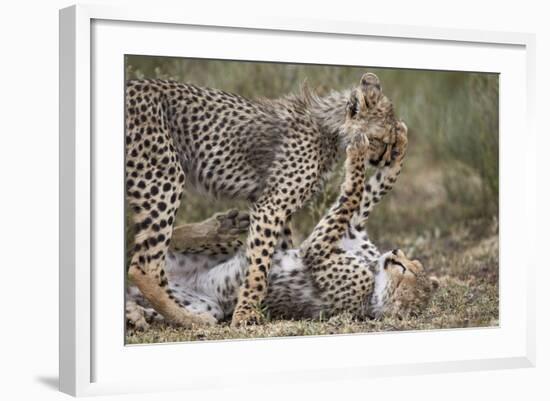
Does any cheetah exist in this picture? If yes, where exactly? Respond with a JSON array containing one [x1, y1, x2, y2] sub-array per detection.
[[125, 72, 399, 327], [126, 116, 439, 330]]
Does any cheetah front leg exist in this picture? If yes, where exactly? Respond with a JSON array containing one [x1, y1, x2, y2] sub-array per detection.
[[301, 132, 370, 260], [295, 133, 372, 314], [230, 201, 288, 326], [351, 121, 408, 230], [279, 217, 295, 251]]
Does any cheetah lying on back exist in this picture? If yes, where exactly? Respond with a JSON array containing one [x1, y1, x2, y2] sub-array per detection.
[[125, 72, 399, 327], [126, 119, 439, 330]]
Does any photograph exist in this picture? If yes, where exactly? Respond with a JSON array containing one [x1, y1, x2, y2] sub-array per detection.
[[1, 0, 545, 398], [2, 0, 543, 398], [124, 56, 499, 344]]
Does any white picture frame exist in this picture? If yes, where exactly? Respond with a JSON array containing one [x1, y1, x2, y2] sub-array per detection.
[[59, 3, 536, 397]]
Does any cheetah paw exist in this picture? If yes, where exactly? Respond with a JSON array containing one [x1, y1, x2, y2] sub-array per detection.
[[230, 308, 263, 328], [126, 301, 150, 331], [346, 132, 370, 159], [214, 209, 250, 237], [192, 312, 218, 327], [390, 122, 408, 162]]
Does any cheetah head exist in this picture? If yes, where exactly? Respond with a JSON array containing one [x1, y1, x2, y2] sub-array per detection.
[[368, 249, 439, 319], [342, 73, 403, 166]]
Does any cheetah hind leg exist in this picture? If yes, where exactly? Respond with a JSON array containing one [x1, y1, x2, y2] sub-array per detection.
[[126, 293, 223, 331], [127, 158, 216, 328], [166, 209, 250, 282], [171, 209, 250, 255]]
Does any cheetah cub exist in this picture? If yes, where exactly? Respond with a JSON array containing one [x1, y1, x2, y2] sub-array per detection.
[[126, 72, 400, 327], [126, 107, 439, 330]]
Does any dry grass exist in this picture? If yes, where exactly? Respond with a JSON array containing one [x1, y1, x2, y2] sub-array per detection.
[[124, 56, 499, 344], [127, 217, 498, 344]]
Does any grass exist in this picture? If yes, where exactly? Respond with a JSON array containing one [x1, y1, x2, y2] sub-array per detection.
[[127, 217, 498, 344], [125, 56, 499, 343]]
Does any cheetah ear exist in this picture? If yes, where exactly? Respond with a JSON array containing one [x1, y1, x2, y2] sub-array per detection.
[[429, 276, 440, 291], [360, 72, 382, 108], [301, 78, 316, 106]]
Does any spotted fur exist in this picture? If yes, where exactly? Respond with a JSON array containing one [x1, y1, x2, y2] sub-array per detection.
[[125, 72, 399, 327], [126, 119, 439, 330]]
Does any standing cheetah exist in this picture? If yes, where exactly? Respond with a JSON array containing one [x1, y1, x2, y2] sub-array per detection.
[[126, 118, 439, 329], [125, 72, 398, 327]]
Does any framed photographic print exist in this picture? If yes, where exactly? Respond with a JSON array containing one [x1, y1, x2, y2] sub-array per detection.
[[59, 3, 536, 396]]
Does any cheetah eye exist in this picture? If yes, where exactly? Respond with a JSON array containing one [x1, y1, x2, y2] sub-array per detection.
[[347, 91, 361, 119], [392, 260, 407, 274], [348, 101, 358, 119]]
